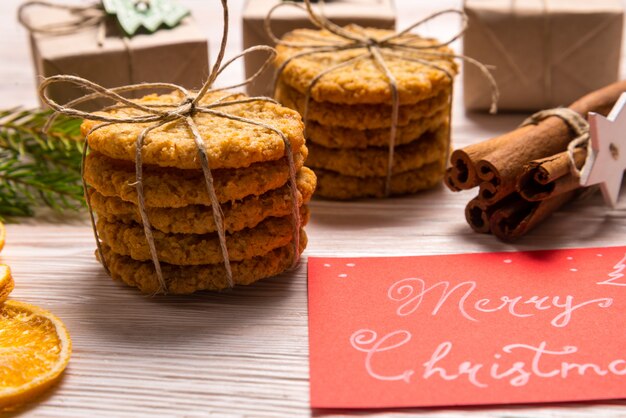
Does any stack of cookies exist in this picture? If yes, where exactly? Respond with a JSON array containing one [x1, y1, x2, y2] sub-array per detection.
[[274, 26, 457, 199], [81, 91, 316, 294]]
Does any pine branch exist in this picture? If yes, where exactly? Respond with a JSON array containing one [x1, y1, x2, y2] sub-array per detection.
[[0, 108, 84, 221]]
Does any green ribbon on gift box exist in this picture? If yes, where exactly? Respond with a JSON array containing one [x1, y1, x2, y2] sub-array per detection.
[[102, 0, 189, 36], [18, 0, 190, 38]]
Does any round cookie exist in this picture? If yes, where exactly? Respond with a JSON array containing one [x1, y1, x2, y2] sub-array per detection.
[[314, 161, 445, 199], [82, 90, 305, 170], [84, 150, 307, 208], [97, 208, 309, 266], [304, 110, 448, 149], [306, 127, 448, 178], [98, 232, 308, 294], [276, 80, 450, 129], [275, 26, 458, 105], [89, 167, 317, 234]]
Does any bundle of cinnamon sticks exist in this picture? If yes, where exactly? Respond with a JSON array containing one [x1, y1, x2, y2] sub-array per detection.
[[445, 81, 626, 241]]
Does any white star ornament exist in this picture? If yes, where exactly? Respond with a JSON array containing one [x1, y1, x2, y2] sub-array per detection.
[[580, 92, 626, 208]]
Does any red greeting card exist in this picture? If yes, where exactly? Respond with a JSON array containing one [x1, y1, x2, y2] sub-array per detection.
[[308, 246, 626, 409]]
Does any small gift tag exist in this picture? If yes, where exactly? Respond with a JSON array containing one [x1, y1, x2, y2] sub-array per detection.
[[580, 93, 626, 208], [102, 0, 190, 36]]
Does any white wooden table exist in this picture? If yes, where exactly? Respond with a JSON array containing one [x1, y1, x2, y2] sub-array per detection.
[[2, 1, 626, 417]]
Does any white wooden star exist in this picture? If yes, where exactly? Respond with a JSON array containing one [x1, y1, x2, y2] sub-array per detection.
[[580, 92, 626, 208]]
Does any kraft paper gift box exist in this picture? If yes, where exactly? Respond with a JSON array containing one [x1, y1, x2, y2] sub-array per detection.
[[463, 0, 624, 112], [22, 6, 209, 107], [242, 0, 396, 97]]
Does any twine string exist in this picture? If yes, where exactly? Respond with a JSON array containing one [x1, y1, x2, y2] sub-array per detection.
[[212, 45, 283, 93], [133, 120, 170, 292], [40, 0, 302, 294], [185, 115, 233, 284], [18, 1, 108, 46], [369, 45, 400, 195], [540, 0, 553, 108], [382, 49, 457, 166], [18, 1, 106, 35], [289, 32, 345, 45], [266, 0, 499, 196], [301, 53, 370, 122], [521, 107, 592, 178], [82, 121, 117, 277]]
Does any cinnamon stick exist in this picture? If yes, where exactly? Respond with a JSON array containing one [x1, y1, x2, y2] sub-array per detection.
[[465, 196, 491, 233], [447, 81, 625, 241], [465, 194, 517, 234], [444, 134, 511, 191], [446, 81, 626, 202], [489, 191, 576, 242], [517, 148, 587, 201]]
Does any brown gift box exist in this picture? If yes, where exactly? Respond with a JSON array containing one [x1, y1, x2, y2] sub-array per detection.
[[242, 0, 396, 97], [23, 7, 209, 107], [463, 0, 624, 112]]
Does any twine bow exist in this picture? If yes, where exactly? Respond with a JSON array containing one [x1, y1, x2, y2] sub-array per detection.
[[39, 0, 302, 294], [266, 0, 499, 196]]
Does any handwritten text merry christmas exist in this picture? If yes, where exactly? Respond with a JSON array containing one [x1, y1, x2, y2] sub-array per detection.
[[308, 248, 626, 408]]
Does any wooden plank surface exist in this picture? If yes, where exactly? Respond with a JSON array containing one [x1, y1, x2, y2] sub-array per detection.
[[1, 0, 626, 417]]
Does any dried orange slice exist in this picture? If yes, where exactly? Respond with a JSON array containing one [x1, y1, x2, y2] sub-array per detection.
[[0, 265, 13, 304], [0, 300, 71, 410], [0, 221, 5, 253]]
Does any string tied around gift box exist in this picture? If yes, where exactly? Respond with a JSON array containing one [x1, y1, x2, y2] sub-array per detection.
[[39, 0, 302, 295], [265, 0, 499, 197], [18, 0, 137, 85], [18, 1, 108, 46]]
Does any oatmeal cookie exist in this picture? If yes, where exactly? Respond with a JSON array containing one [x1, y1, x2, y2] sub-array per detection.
[[97, 207, 309, 265], [306, 127, 448, 177], [84, 150, 307, 208], [304, 111, 448, 149], [275, 26, 457, 105], [82, 90, 305, 170], [98, 232, 308, 294], [276, 80, 450, 129], [314, 161, 445, 199], [89, 167, 316, 234]]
